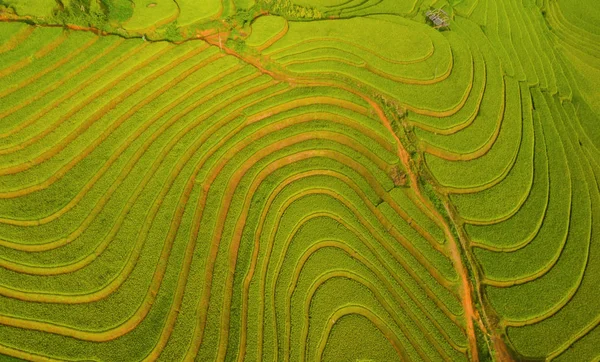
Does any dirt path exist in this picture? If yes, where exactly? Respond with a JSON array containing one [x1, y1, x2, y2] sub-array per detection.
[[373, 101, 482, 362]]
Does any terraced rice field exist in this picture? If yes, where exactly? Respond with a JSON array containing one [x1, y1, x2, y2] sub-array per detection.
[[0, 0, 598, 361]]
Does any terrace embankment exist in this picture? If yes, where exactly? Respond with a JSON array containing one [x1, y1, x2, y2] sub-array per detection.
[[0, 0, 599, 361]]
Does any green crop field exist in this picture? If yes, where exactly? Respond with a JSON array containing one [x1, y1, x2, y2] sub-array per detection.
[[0, 0, 598, 360]]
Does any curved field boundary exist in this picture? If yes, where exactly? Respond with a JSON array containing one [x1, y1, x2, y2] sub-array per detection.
[[0, 22, 474, 360], [2, 0, 598, 360], [394, 1, 600, 358]]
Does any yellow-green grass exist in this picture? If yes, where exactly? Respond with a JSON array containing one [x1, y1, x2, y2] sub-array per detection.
[[245, 15, 287, 50], [463, 108, 548, 250], [234, 0, 254, 10], [2, 0, 600, 360], [494, 0, 527, 81], [0, 31, 98, 99], [0, 39, 155, 139], [553, 323, 600, 362], [3, 0, 55, 18], [0, 27, 65, 79], [123, 0, 179, 32], [390, 1, 600, 360], [0, 42, 199, 188], [261, 16, 438, 66], [0, 35, 127, 128], [0, 22, 31, 51], [176, 0, 223, 26], [291, 0, 420, 18], [554, 0, 600, 40], [482, 0, 514, 77], [482, 91, 598, 359], [503, 0, 539, 87], [253, 16, 473, 116], [0, 21, 474, 361], [422, 77, 518, 188], [558, 60, 600, 158], [550, 5, 600, 121], [519, 1, 557, 93], [466, 0, 486, 26], [450, 82, 535, 223], [406, 19, 488, 133], [460, 84, 598, 360]]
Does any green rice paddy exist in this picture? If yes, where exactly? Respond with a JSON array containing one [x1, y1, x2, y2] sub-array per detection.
[[0, 0, 598, 360]]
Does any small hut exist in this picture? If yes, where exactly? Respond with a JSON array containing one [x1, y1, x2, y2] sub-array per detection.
[[426, 9, 450, 29]]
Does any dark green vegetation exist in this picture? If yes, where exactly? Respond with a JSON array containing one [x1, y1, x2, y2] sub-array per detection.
[[0, 0, 598, 361]]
